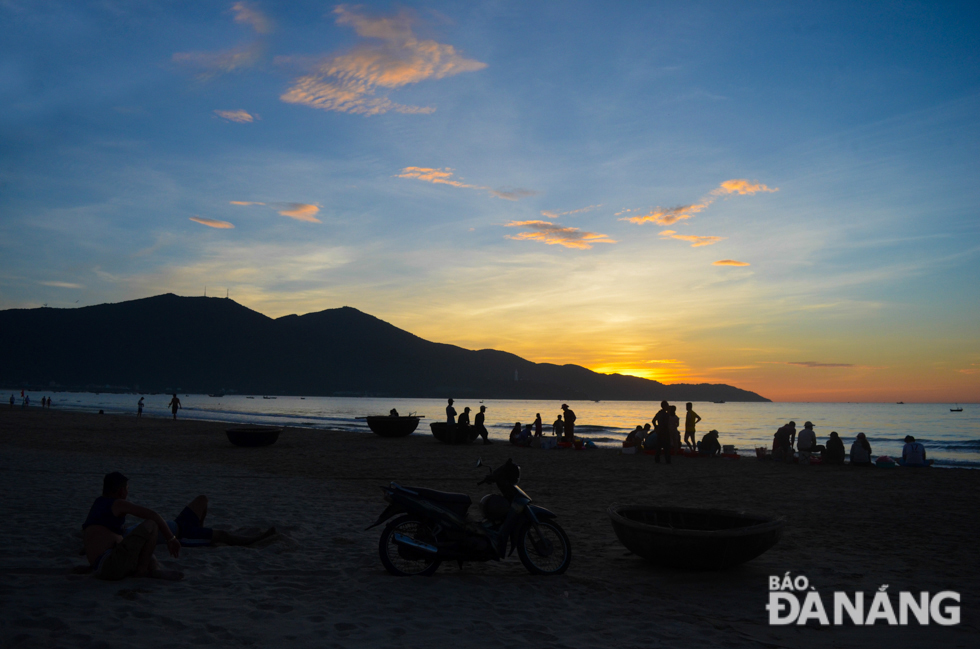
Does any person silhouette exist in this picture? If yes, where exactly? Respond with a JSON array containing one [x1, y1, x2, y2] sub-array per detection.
[[474, 405, 492, 445], [684, 402, 701, 450], [167, 394, 181, 421], [137, 397, 144, 419], [561, 404, 576, 442], [446, 398, 457, 425], [458, 406, 471, 427], [650, 401, 672, 464], [552, 415, 564, 438]]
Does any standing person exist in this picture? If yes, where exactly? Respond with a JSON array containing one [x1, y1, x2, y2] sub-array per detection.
[[684, 403, 701, 451], [23, 394, 30, 408], [474, 405, 492, 445], [669, 405, 681, 452], [137, 397, 144, 419], [650, 401, 672, 464], [8, 394, 13, 409], [445, 398, 457, 426], [552, 415, 564, 438], [534, 413, 543, 437], [167, 394, 181, 421], [773, 422, 796, 462], [561, 404, 576, 442]]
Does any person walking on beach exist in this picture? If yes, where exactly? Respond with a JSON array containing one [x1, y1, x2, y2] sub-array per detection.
[[137, 397, 144, 419], [650, 401, 672, 464], [561, 404, 576, 442], [22, 393, 30, 408], [474, 405, 492, 445], [534, 413, 543, 437], [167, 394, 181, 421], [552, 415, 564, 438], [446, 398, 457, 425], [684, 403, 701, 451]]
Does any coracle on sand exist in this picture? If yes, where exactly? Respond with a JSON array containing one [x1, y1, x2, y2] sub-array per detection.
[[366, 416, 420, 438], [608, 504, 783, 570], [429, 422, 480, 445], [226, 427, 282, 447]]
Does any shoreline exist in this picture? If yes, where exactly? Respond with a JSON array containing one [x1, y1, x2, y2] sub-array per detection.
[[1, 408, 978, 648]]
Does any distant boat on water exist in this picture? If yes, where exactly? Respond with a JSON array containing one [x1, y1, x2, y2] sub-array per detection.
[[714, 400, 726, 404], [208, 393, 224, 398], [246, 396, 254, 399], [263, 396, 277, 399], [897, 401, 905, 404], [951, 404, 963, 412]]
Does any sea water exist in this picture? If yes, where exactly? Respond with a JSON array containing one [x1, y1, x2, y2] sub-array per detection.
[[9, 391, 978, 468]]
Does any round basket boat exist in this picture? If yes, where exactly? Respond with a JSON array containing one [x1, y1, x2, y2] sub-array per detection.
[[226, 427, 282, 447], [608, 504, 783, 570], [366, 416, 420, 438], [430, 422, 479, 445]]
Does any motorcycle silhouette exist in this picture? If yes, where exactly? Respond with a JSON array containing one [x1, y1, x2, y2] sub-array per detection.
[[368, 458, 571, 576]]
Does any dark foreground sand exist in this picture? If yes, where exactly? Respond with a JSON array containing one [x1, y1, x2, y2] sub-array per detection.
[[1, 409, 977, 648]]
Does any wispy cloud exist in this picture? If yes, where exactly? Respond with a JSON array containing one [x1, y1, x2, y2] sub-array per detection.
[[280, 5, 486, 115], [713, 259, 750, 266], [621, 178, 778, 226], [396, 167, 534, 201], [214, 109, 257, 123], [786, 361, 854, 368], [541, 204, 602, 219], [173, 2, 271, 78], [659, 230, 725, 247], [230, 201, 266, 206], [231, 1, 271, 34], [278, 203, 321, 223], [38, 281, 83, 289], [189, 216, 235, 229], [504, 220, 616, 249]]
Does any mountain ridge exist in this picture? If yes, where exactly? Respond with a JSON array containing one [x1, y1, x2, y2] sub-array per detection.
[[0, 294, 770, 402]]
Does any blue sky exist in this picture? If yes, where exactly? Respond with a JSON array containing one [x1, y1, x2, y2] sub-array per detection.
[[1, 1, 979, 401]]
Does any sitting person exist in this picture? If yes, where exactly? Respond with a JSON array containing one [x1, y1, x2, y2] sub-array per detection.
[[83, 473, 277, 581], [698, 430, 721, 456], [823, 431, 846, 464], [389, 408, 399, 417], [849, 433, 873, 465], [772, 422, 794, 462], [900, 435, 931, 467], [509, 422, 523, 445], [624, 426, 645, 447], [797, 421, 821, 464]]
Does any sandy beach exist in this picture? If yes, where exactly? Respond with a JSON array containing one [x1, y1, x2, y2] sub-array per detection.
[[1, 408, 977, 648]]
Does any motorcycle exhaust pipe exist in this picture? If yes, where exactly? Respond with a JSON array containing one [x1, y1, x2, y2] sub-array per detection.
[[392, 532, 438, 555]]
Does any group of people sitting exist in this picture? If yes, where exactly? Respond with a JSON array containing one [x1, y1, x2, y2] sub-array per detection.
[[621, 402, 721, 460], [771, 421, 932, 467], [508, 404, 578, 447]]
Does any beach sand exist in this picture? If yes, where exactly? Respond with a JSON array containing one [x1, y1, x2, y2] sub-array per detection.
[[1, 409, 977, 648]]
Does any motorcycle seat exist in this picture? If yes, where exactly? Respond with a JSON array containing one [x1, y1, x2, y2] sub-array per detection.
[[407, 487, 472, 507]]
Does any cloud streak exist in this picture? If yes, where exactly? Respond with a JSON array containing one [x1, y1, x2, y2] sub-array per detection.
[[214, 109, 257, 123], [786, 361, 855, 368], [621, 179, 778, 225], [231, 1, 271, 34], [277, 203, 321, 223], [504, 220, 615, 249], [659, 230, 725, 247], [541, 204, 602, 219], [280, 5, 486, 115], [713, 259, 750, 266], [39, 281, 83, 289], [189, 216, 235, 229], [396, 167, 534, 201], [230, 201, 266, 206], [172, 3, 271, 78]]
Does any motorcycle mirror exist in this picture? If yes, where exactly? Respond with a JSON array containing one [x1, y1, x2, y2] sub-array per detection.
[[475, 458, 483, 468]]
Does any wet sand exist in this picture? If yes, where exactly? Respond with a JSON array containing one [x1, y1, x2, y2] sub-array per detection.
[[1, 408, 977, 648]]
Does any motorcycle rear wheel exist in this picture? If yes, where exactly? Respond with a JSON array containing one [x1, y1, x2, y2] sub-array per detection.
[[517, 520, 571, 575], [379, 515, 442, 576]]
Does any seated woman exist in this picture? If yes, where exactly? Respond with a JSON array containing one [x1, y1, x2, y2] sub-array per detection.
[[510, 422, 532, 446], [699, 430, 721, 457], [624, 426, 645, 447], [823, 432, 845, 464], [849, 433, 873, 466]]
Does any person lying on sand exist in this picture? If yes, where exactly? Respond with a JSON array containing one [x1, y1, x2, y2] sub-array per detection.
[[83, 472, 277, 581]]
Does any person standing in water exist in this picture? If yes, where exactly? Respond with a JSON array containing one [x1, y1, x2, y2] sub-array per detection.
[[684, 403, 701, 451], [167, 394, 181, 421], [445, 398, 457, 425], [137, 397, 144, 419]]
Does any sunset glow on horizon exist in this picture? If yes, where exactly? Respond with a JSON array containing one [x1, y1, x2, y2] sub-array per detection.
[[2, 2, 978, 403]]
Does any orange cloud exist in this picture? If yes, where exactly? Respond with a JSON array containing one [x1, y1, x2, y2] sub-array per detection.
[[659, 230, 725, 247], [214, 109, 256, 123], [713, 259, 750, 266], [189, 216, 235, 229], [280, 6, 485, 115], [278, 204, 321, 223], [786, 361, 854, 368], [397, 167, 534, 201], [231, 2, 271, 34], [541, 204, 601, 219], [711, 179, 778, 196], [230, 201, 266, 206], [504, 220, 616, 249]]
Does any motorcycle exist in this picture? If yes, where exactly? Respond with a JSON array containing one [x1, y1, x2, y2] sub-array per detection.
[[368, 458, 571, 576]]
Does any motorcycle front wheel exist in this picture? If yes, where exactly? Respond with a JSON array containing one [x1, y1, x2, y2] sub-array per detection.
[[379, 515, 442, 576], [517, 520, 571, 575]]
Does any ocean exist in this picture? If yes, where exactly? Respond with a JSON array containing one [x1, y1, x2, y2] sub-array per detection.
[[9, 391, 979, 468]]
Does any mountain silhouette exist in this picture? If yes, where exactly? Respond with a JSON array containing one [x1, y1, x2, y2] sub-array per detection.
[[0, 294, 769, 401]]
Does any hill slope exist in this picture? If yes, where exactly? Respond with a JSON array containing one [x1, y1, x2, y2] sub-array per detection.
[[0, 294, 769, 401]]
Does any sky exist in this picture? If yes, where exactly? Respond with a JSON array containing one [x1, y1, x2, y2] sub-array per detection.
[[1, 1, 979, 402]]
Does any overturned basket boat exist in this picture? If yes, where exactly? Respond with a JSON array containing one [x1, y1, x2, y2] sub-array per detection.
[[429, 422, 480, 445], [226, 427, 282, 447], [608, 504, 783, 570], [366, 416, 420, 438]]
